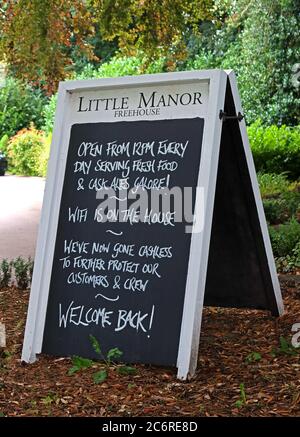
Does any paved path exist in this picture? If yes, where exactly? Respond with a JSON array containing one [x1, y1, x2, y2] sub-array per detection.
[[0, 176, 45, 260]]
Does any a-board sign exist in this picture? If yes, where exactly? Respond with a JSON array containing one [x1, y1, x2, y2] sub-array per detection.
[[22, 70, 283, 379]]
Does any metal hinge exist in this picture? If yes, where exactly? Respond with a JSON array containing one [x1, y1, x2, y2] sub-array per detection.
[[219, 110, 244, 121]]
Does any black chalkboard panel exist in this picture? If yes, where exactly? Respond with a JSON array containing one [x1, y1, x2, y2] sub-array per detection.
[[42, 118, 204, 366]]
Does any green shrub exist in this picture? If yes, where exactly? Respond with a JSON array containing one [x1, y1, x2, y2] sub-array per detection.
[[27, 257, 34, 285], [7, 126, 49, 176], [43, 94, 57, 135], [0, 259, 12, 288], [258, 172, 300, 224], [249, 121, 300, 179], [0, 134, 9, 154], [75, 56, 142, 80], [275, 240, 300, 273], [12, 257, 32, 290], [293, 240, 300, 262], [76, 55, 165, 80], [38, 133, 51, 177], [185, 51, 220, 71], [263, 190, 300, 225], [280, 191, 300, 217], [0, 257, 34, 290], [269, 218, 300, 258], [0, 77, 46, 138], [257, 172, 290, 198], [185, 0, 300, 126], [263, 199, 287, 225]]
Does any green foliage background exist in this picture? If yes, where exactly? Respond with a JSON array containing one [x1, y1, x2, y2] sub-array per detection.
[[185, 0, 300, 125], [0, 77, 46, 139]]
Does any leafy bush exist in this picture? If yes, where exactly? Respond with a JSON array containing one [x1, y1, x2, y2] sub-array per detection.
[[262, 189, 300, 225], [76, 56, 142, 80], [12, 257, 33, 290], [264, 198, 299, 225], [7, 126, 50, 176], [185, 51, 219, 71], [257, 172, 290, 198], [275, 240, 300, 273], [43, 94, 57, 135], [263, 199, 288, 225], [292, 240, 300, 260], [258, 173, 300, 224], [27, 257, 34, 285], [0, 259, 12, 288], [269, 218, 300, 258], [185, 0, 300, 126], [0, 77, 46, 139], [233, 0, 300, 126], [249, 121, 300, 179], [0, 134, 9, 154], [280, 191, 300, 217], [38, 133, 51, 177], [0, 257, 34, 290]]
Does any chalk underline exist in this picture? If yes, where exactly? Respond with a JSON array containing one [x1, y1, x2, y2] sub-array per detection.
[[106, 229, 123, 236], [95, 293, 120, 302]]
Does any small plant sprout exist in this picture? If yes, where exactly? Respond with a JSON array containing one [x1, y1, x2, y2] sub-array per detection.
[[245, 352, 262, 363], [41, 393, 58, 405], [107, 347, 123, 364], [68, 356, 94, 375], [68, 335, 137, 383], [89, 335, 137, 382], [234, 383, 247, 408], [271, 336, 300, 357], [93, 369, 108, 384]]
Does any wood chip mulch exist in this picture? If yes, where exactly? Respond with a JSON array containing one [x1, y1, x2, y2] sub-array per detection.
[[0, 274, 299, 417]]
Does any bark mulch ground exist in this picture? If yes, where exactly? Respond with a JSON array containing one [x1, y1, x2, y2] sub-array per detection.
[[0, 274, 299, 417]]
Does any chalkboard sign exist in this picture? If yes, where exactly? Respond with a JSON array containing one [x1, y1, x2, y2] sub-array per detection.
[[43, 118, 203, 365], [22, 70, 283, 379]]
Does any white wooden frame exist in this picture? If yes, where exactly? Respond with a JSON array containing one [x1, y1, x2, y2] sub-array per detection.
[[21, 69, 283, 380], [22, 70, 227, 378]]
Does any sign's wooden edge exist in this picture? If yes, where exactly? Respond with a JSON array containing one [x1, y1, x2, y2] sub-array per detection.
[[60, 69, 223, 92], [176, 70, 227, 379], [22, 82, 71, 363]]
